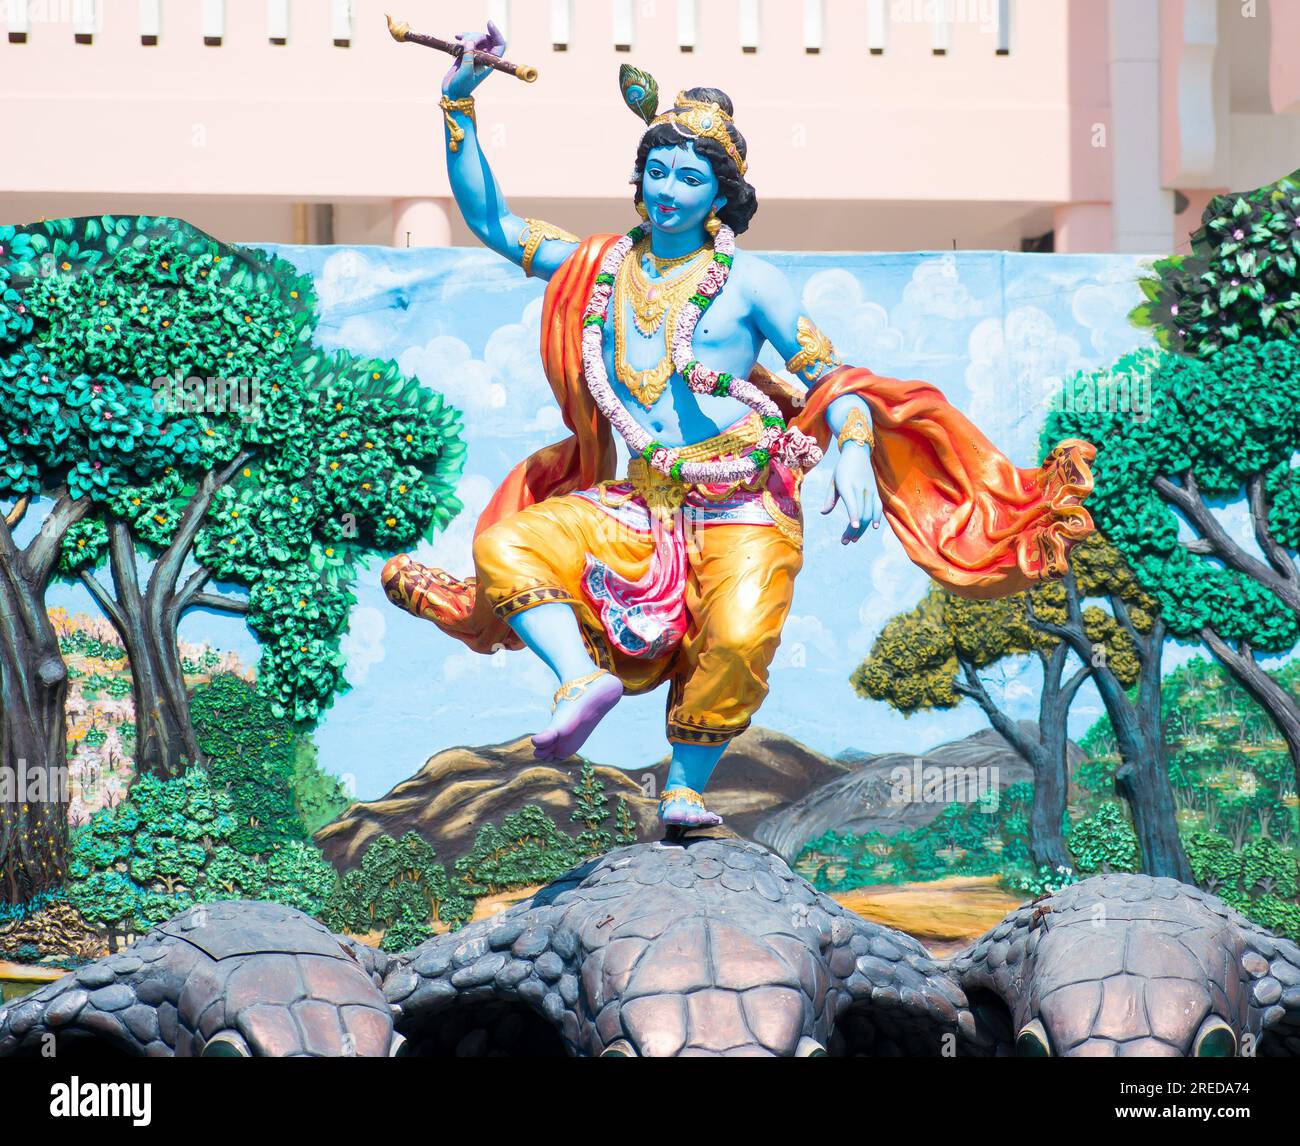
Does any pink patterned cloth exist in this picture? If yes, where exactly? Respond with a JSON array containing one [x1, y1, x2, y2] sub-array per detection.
[[576, 460, 803, 660]]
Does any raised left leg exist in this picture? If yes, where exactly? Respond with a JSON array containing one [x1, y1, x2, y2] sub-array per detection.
[[659, 523, 803, 827]]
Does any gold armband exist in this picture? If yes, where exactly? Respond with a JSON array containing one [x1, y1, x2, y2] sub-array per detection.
[[439, 96, 476, 153], [837, 405, 875, 451], [785, 316, 841, 383], [519, 218, 580, 278]]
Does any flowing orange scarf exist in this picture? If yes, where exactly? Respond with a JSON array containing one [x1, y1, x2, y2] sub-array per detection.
[[394, 235, 1095, 652]]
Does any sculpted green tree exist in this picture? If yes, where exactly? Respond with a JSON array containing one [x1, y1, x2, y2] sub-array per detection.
[[614, 798, 638, 846], [3, 215, 465, 786], [0, 217, 197, 901], [571, 762, 613, 858], [322, 831, 461, 938], [1130, 172, 1300, 357], [1045, 339, 1300, 802], [455, 806, 580, 896], [855, 534, 1188, 877]]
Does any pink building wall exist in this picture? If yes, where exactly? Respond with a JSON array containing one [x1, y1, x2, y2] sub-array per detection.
[[1, 0, 1297, 251]]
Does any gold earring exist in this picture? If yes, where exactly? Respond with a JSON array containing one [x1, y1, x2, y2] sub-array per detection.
[[705, 211, 721, 238], [637, 201, 649, 221]]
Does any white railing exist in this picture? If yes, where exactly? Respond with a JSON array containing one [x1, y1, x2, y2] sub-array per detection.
[[996, 0, 1011, 54], [551, 0, 572, 49], [0, 0, 1016, 56], [330, 0, 352, 45], [202, 0, 223, 43], [140, 0, 161, 41], [677, 0, 697, 51], [739, 0, 760, 52], [867, 0, 888, 53], [803, 0, 823, 53], [267, 0, 288, 43], [612, 0, 633, 50], [71, 0, 96, 37], [931, 0, 952, 54]]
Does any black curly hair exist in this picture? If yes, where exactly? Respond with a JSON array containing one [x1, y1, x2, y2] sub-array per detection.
[[631, 87, 759, 236]]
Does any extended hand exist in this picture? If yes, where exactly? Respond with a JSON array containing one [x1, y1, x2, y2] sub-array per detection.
[[442, 22, 506, 98], [821, 441, 881, 545]]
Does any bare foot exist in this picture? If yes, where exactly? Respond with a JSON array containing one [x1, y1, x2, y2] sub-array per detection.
[[658, 790, 723, 828], [532, 673, 624, 762]]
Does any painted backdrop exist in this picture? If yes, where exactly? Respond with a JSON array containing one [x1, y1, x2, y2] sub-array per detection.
[[46, 242, 1153, 800]]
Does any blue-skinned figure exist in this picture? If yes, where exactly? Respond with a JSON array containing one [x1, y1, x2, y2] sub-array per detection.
[[382, 23, 1098, 830]]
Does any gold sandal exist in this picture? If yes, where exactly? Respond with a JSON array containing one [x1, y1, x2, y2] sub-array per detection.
[[552, 669, 614, 711], [658, 787, 708, 810]]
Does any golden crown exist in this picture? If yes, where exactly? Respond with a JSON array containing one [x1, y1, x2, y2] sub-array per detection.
[[652, 95, 747, 176], [619, 66, 748, 177]]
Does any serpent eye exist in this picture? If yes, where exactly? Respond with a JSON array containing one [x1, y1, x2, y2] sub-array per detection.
[[1192, 1017, 1236, 1058], [600, 1039, 638, 1057], [201, 1032, 251, 1058], [1015, 1019, 1052, 1057]]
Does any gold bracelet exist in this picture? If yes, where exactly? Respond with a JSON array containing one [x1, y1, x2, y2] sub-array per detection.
[[439, 96, 476, 153], [837, 405, 875, 450], [519, 218, 579, 278], [785, 316, 841, 382]]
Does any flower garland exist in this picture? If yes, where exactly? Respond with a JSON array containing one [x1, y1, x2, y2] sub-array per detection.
[[581, 222, 824, 484]]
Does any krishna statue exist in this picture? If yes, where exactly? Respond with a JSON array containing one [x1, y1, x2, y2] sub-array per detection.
[[381, 24, 1097, 830]]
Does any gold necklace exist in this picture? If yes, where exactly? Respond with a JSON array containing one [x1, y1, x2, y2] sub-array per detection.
[[613, 238, 715, 408], [647, 244, 708, 273], [626, 240, 713, 337]]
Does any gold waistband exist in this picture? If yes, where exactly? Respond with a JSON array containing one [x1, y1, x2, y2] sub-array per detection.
[[625, 413, 763, 481], [620, 414, 766, 525]]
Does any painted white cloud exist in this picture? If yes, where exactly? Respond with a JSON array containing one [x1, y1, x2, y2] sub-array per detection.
[[966, 306, 1087, 462], [801, 269, 905, 365], [314, 250, 430, 310], [400, 296, 553, 438]]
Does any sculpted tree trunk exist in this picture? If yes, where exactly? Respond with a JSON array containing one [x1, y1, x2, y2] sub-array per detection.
[[953, 642, 1088, 872], [0, 494, 90, 904], [1151, 472, 1300, 800], [1029, 574, 1192, 882], [79, 458, 251, 780]]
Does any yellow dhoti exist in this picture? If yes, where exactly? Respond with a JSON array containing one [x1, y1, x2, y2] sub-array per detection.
[[472, 416, 804, 745], [474, 495, 801, 745]]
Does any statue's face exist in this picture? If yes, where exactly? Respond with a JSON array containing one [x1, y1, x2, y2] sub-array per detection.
[[641, 142, 725, 235]]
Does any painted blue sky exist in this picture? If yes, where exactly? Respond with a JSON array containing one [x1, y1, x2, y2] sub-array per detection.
[[40, 242, 1175, 800]]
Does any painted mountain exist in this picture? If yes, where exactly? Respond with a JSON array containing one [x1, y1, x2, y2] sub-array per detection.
[[313, 724, 1061, 873]]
